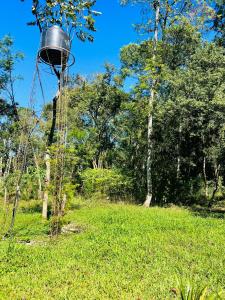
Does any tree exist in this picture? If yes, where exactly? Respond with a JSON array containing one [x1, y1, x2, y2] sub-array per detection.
[[68, 65, 128, 170], [119, 21, 201, 203], [0, 35, 24, 121], [120, 0, 205, 206], [0, 36, 24, 204], [164, 43, 225, 205]]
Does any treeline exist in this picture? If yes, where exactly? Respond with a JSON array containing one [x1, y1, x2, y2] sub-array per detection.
[[0, 0, 225, 209]]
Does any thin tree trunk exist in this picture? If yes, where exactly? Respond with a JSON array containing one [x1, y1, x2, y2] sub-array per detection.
[[61, 194, 67, 216], [176, 124, 182, 180], [4, 187, 7, 205], [144, 90, 154, 207], [47, 94, 58, 148], [9, 68, 20, 121], [176, 156, 181, 179], [4, 156, 12, 178], [208, 163, 220, 208], [203, 156, 208, 199], [42, 92, 58, 219], [7, 184, 20, 236], [93, 159, 98, 169], [0, 157, 3, 201], [42, 150, 50, 219], [143, 2, 160, 207], [0, 157, 3, 178], [33, 149, 43, 200]]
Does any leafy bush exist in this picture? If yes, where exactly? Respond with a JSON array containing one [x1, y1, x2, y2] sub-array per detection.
[[81, 168, 132, 200]]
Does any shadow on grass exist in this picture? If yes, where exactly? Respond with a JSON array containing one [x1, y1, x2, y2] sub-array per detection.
[[189, 206, 225, 219], [19, 201, 42, 214], [69, 203, 82, 210], [19, 201, 83, 217]]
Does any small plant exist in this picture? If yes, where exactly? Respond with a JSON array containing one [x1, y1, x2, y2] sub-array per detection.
[[174, 281, 225, 300]]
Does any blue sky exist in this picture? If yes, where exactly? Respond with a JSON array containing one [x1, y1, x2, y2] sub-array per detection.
[[0, 1, 142, 109]]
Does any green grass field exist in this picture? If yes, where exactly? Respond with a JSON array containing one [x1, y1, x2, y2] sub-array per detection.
[[0, 202, 224, 299]]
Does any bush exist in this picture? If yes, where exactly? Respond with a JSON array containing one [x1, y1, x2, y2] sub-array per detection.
[[81, 168, 132, 200]]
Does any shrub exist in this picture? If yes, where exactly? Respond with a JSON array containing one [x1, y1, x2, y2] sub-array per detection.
[[81, 168, 132, 200]]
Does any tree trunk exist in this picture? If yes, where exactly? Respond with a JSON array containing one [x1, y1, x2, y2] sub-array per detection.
[[4, 156, 12, 178], [0, 157, 3, 201], [144, 90, 154, 207], [42, 92, 58, 219], [7, 184, 20, 236], [203, 156, 208, 199], [208, 163, 220, 208], [143, 2, 160, 207], [0, 157, 3, 177], [61, 194, 67, 216], [4, 187, 7, 205], [176, 124, 182, 180], [42, 150, 50, 219], [93, 159, 98, 169], [33, 149, 43, 200]]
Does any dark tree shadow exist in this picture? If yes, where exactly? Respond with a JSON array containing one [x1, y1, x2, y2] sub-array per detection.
[[20, 202, 42, 214], [189, 206, 225, 219]]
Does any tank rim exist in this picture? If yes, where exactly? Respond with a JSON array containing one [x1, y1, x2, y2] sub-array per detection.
[[38, 46, 75, 68]]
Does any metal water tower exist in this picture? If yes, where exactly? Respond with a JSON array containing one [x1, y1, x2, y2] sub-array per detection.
[[38, 25, 74, 68]]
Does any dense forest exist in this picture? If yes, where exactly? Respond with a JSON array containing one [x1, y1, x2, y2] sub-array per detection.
[[0, 0, 225, 232]]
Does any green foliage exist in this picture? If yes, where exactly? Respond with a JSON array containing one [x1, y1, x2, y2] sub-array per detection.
[[118, 20, 225, 204], [212, 0, 225, 47], [24, 0, 101, 42], [1, 172, 19, 199], [0, 35, 23, 120], [20, 167, 45, 200], [67, 65, 129, 170], [81, 168, 132, 199]]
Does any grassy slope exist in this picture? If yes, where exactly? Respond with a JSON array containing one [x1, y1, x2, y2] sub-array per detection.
[[0, 203, 224, 299]]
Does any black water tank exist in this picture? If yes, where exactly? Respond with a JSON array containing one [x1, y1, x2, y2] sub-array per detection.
[[39, 26, 71, 66]]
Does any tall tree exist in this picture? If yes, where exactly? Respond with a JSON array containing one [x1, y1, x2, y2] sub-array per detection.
[[119, 21, 201, 202], [120, 0, 200, 206], [0, 35, 24, 122], [0, 35, 24, 187]]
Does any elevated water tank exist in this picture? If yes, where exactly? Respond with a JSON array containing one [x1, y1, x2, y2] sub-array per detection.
[[38, 26, 71, 66]]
